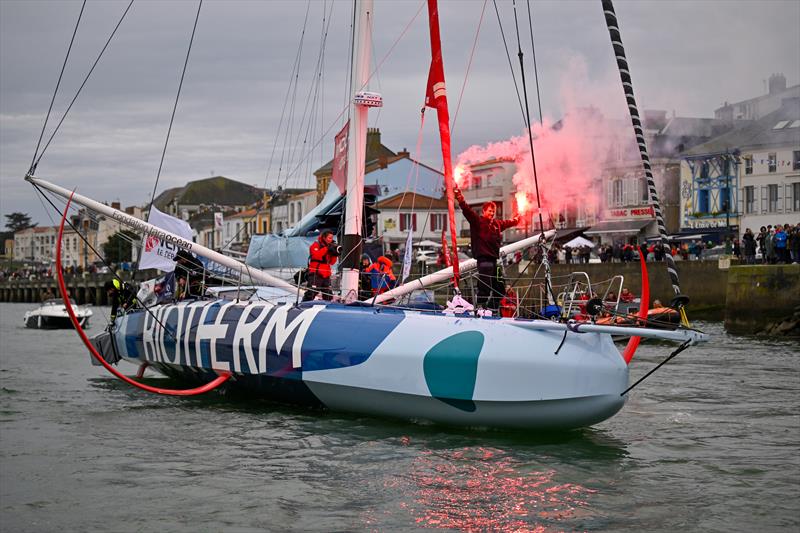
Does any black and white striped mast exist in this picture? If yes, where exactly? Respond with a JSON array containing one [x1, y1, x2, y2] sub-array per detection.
[[601, 0, 683, 298]]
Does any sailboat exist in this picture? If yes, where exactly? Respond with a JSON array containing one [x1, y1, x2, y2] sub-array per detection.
[[27, 0, 707, 430]]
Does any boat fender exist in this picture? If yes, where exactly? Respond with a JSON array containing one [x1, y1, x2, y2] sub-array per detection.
[[585, 298, 604, 317]]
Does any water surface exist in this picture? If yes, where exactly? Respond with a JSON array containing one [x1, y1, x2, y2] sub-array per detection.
[[1, 302, 797, 531]]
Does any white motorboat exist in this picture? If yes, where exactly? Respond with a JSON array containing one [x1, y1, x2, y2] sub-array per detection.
[[23, 298, 92, 329]]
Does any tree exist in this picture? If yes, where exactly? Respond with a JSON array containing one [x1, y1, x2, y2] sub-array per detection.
[[102, 230, 139, 264], [5, 212, 36, 232]]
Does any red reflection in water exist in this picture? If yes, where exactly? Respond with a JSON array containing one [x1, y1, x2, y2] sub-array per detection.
[[395, 446, 595, 531]]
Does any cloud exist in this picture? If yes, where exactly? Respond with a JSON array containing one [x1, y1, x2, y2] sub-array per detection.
[[1, 0, 798, 227]]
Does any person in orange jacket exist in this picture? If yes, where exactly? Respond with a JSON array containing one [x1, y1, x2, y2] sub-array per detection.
[[302, 230, 340, 302], [366, 255, 396, 295], [499, 285, 518, 318]]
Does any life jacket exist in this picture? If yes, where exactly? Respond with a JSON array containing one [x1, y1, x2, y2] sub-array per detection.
[[499, 291, 518, 317], [308, 236, 338, 279], [365, 256, 396, 293], [647, 307, 680, 327]]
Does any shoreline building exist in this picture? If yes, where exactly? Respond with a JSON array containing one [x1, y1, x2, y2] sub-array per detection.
[[680, 98, 800, 239]]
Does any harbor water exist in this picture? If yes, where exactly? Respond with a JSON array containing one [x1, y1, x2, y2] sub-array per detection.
[[0, 302, 797, 532]]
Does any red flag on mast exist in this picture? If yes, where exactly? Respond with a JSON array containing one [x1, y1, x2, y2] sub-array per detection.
[[425, 0, 460, 288], [331, 121, 349, 195]]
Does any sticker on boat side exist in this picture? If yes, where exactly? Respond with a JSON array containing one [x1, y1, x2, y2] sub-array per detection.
[[423, 331, 484, 412], [135, 301, 323, 374], [125, 302, 405, 376]]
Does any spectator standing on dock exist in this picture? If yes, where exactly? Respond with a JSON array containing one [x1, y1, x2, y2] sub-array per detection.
[[743, 229, 757, 264]]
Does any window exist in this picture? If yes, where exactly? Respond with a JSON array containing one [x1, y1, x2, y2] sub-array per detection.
[[744, 186, 755, 214], [290, 204, 295, 223], [794, 150, 800, 171], [700, 161, 710, 179], [768, 153, 777, 173], [399, 213, 417, 232], [698, 189, 710, 214], [744, 156, 753, 175], [612, 179, 623, 207], [768, 184, 778, 212], [297, 204, 303, 220], [430, 214, 447, 232], [640, 178, 649, 203], [793, 183, 800, 212]]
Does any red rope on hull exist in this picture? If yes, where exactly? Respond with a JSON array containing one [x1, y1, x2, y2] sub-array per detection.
[[56, 192, 231, 395]]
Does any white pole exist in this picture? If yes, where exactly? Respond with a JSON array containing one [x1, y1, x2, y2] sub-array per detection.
[[371, 230, 556, 304], [26, 175, 298, 292], [340, 0, 373, 303]]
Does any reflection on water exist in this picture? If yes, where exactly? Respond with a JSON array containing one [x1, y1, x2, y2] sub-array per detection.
[[1, 307, 798, 532], [402, 447, 595, 530]]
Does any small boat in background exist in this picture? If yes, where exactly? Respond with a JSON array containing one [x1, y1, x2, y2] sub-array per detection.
[[24, 299, 92, 329]]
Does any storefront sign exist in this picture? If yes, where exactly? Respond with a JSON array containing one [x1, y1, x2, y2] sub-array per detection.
[[603, 206, 655, 219]]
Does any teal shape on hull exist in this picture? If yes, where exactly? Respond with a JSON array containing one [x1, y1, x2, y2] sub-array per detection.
[[423, 331, 484, 412]]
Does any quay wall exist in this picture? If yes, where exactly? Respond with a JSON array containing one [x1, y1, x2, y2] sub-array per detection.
[[2, 262, 797, 335], [724, 264, 800, 335], [0, 274, 134, 306]]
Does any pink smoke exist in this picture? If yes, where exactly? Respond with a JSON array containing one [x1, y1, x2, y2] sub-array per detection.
[[455, 56, 636, 223]]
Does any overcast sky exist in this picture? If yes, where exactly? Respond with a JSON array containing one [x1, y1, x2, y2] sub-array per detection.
[[1, 0, 798, 227]]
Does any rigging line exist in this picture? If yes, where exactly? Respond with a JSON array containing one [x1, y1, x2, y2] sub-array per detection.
[[620, 340, 692, 396], [524, 0, 544, 124], [491, 0, 527, 131], [146, 0, 203, 218], [29, 0, 86, 175], [272, 0, 313, 189], [601, 0, 682, 297], [278, 1, 313, 186], [262, 5, 311, 190], [34, 184, 180, 341], [280, 1, 424, 187], [451, 0, 487, 135], [33, 0, 134, 170], [511, 0, 552, 303], [281, 4, 334, 191]]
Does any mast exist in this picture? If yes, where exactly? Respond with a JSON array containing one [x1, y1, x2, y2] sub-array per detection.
[[340, 0, 377, 302], [601, 0, 682, 297]]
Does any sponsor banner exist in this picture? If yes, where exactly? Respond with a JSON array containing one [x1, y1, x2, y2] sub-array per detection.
[[331, 121, 349, 195], [139, 206, 193, 272], [214, 212, 223, 230]]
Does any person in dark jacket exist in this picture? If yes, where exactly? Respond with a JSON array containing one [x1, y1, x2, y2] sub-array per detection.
[[302, 230, 340, 302], [455, 187, 519, 312], [104, 278, 136, 328], [742, 228, 757, 264]]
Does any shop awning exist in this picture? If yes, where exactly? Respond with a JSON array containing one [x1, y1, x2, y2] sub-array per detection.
[[584, 219, 652, 236]]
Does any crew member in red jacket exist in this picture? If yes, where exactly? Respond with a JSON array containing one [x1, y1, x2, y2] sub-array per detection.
[[455, 187, 519, 312], [302, 230, 340, 302]]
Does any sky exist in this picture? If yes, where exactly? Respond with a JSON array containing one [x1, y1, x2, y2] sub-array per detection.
[[1, 0, 798, 228]]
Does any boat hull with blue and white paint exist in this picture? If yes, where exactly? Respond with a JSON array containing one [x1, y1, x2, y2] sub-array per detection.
[[107, 299, 629, 429]]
